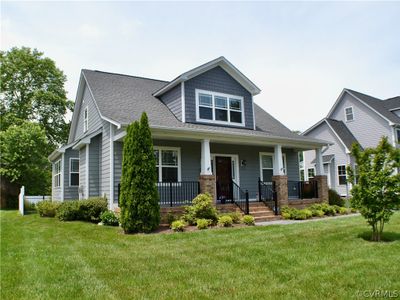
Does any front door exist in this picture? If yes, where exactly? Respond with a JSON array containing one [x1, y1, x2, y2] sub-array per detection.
[[216, 156, 232, 203]]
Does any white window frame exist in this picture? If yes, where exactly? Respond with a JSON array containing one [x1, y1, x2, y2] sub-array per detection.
[[154, 146, 181, 182], [83, 106, 89, 132], [396, 128, 400, 144], [195, 89, 245, 127], [54, 159, 61, 188], [211, 153, 240, 185], [307, 167, 315, 180], [69, 158, 80, 187], [337, 165, 347, 185], [259, 152, 287, 182], [344, 106, 354, 122]]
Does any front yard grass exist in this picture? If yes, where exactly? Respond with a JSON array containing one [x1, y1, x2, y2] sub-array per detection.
[[1, 211, 399, 299]]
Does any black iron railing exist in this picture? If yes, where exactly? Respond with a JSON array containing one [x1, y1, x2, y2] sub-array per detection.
[[117, 181, 200, 207], [231, 181, 249, 214], [287, 180, 318, 200], [258, 178, 278, 215]]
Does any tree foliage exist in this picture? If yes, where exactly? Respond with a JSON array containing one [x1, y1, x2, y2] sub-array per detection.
[[0, 47, 73, 147], [347, 137, 400, 241], [119, 113, 160, 233], [0, 122, 51, 195]]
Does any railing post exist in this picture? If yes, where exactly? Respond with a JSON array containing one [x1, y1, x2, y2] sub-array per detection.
[[169, 182, 173, 207], [273, 181, 278, 215], [258, 177, 262, 202], [245, 190, 249, 215]]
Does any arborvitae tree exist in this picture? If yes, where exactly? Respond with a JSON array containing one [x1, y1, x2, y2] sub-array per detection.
[[347, 137, 400, 242], [120, 112, 160, 233]]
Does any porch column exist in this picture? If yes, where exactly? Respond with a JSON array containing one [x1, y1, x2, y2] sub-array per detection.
[[199, 139, 216, 203], [315, 148, 324, 176], [314, 175, 329, 203], [272, 144, 288, 209]]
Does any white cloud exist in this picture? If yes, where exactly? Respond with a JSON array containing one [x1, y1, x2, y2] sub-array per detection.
[[78, 24, 103, 40]]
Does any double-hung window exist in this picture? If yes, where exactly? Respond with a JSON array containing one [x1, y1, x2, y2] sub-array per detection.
[[345, 107, 354, 122], [307, 168, 315, 179], [338, 165, 347, 185], [83, 107, 88, 132], [54, 160, 61, 187], [260, 153, 287, 182], [396, 128, 400, 144], [196, 89, 244, 126], [154, 147, 181, 182], [70, 158, 79, 186]]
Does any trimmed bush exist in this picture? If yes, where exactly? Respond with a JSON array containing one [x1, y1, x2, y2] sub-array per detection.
[[100, 211, 120, 226], [36, 200, 60, 217], [196, 218, 210, 230], [182, 194, 218, 225], [171, 220, 186, 232], [282, 212, 291, 220], [338, 207, 349, 215], [303, 209, 313, 219], [79, 197, 108, 222], [228, 212, 242, 224], [166, 212, 177, 226], [313, 209, 324, 217], [56, 201, 80, 221], [119, 113, 160, 233], [322, 204, 336, 216], [242, 215, 255, 226], [218, 215, 233, 227], [328, 189, 345, 207]]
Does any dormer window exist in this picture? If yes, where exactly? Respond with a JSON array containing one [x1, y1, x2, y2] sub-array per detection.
[[196, 89, 244, 126], [83, 107, 88, 132], [345, 106, 354, 122]]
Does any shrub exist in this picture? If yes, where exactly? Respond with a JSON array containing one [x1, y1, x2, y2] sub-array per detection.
[[303, 209, 313, 219], [171, 220, 186, 232], [24, 200, 36, 212], [292, 210, 308, 220], [228, 212, 242, 224], [166, 212, 177, 226], [328, 189, 345, 207], [281, 212, 291, 220], [56, 201, 80, 221], [79, 197, 108, 222], [36, 200, 60, 217], [182, 194, 218, 225], [119, 113, 160, 233], [100, 211, 120, 226], [196, 218, 210, 230], [313, 209, 324, 217], [338, 207, 349, 215], [218, 215, 233, 227], [242, 215, 255, 226], [322, 205, 336, 216]]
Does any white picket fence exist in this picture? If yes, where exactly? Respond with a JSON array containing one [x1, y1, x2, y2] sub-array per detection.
[[18, 186, 51, 215]]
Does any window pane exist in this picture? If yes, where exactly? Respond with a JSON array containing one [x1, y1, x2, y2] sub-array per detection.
[[162, 167, 178, 182], [70, 173, 79, 186], [229, 99, 241, 110], [215, 109, 228, 121], [199, 94, 212, 106], [396, 129, 400, 142], [262, 169, 273, 182], [261, 155, 273, 169], [199, 107, 212, 120], [339, 175, 347, 185], [71, 160, 79, 172], [308, 168, 315, 178], [230, 111, 242, 123], [154, 150, 159, 165], [215, 96, 227, 108], [162, 150, 178, 166]]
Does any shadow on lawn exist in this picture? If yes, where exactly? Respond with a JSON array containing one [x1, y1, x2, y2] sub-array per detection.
[[358, 231, 400, 243]]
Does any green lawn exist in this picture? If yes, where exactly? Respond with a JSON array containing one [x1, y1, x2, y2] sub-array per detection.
[[1, 211, 399, 300]]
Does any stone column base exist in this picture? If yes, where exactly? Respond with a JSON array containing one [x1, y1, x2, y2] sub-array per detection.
[[314, 175, 329, 203], [199, 175, 216, 204], [272, 175, 288, 208]]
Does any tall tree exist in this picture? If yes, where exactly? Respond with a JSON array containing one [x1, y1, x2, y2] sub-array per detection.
[[347, 137, 400, 242], [0, 122, 51, 195], [0, 47, 73, 147], [119, 113, 160, 233]]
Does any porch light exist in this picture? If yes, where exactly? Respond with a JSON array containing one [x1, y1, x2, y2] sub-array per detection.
[[241, 160, 246, 167]]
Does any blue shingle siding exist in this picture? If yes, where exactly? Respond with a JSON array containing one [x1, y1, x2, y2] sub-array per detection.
[[63, 148, 79, 200], [184, 66, 254, 129], [159, 83, 182, 121], [89, 134, 101, 197]]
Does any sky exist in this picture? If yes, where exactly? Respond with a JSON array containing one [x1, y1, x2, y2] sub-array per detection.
[[1, 1, 400, 131]]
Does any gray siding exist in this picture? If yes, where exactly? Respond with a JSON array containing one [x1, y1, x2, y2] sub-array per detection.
[[89, 134, 101, 197], [101, 121, 111, 200], [184, 66, 254, 129], [330, 92, 393, 147], [79, 146, 86, 198], [159, 83, 182, 121], [113, 142, 123, 203], [63, 148, 79, 200], [73, 86, 103, 141]]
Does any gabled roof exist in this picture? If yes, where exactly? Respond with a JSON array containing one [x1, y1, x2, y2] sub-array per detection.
[[78, 69, 327, 147], [384, 96, 400, 111], [311, 154, 334, 164], [328, 89, 400, 124], [153, 56, 261, 97]]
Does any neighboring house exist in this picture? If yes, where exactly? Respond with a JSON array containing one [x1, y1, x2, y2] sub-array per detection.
[[49, 57, 329, 216], [302, 89, 400, 196]]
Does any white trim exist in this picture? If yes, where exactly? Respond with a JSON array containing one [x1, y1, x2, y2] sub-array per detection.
[[195, 89, 245, 127], [69, 158, 80, 187], [54, 159, 62, 188], [83, 106, 89, 132], [109, 125, 114, 208], [306, 167, 315, 180], [181, 82, 186, 123], [60, 154, 65, 201], [154, 146, 182, 182], [259, 152, 287, 181], [324, 120, 351, 153], [211, 153, 240, 185], [344, 106, 354, 122], [252, 97, 256, 130], [327, 163, 332, 188], [337, 164, 347, 186], [85, 144, 89, 198], [395, 127, 400, 145]]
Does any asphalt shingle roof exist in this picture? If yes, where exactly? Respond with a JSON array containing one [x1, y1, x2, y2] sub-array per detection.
[[311, 154, 334, 164], [325, 118, 361, 150], [82, 69, 326, 144]]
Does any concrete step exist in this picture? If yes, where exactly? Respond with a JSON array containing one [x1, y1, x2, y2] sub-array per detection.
[[254, 216, 281, 222], [250, 211, 275, 217]]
